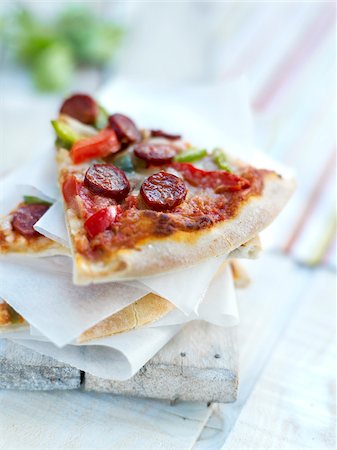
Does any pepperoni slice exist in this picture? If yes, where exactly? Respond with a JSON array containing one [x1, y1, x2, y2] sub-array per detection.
[[172, 162, 251, 191], [134, 143, 177, 166], [84, 164, 130, 201], [12, 204, 49, 238], [140, 172, 187, 211], [150, 130, 181, 140], [60, 94, 98, 125], [108, 114, 141, 147]]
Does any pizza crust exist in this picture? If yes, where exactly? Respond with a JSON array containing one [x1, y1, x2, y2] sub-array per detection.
[[0, 233, 68, 257], [71, 172, 294, 285], [77, 293, 175, 343], [228, 235, 261, 259], [230, 260, 251, 288]]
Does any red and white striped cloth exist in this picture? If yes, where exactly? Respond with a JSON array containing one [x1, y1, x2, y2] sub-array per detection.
[[214, 3, 336, 269]]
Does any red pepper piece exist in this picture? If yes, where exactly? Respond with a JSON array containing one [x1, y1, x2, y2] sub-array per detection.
[[70, 129, 120, 164], [172, 162, 250, 191], [84, 206, 118, 238]]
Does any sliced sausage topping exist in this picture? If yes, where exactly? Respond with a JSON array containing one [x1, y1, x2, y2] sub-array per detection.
[[12, 204, 49, 238], [134, 143, 177, 166], [150, 129, 181, 140], [84, 164, 130, 201], [140, 172, 187, 211], [60, 94, 98, 125], [108, 114, 141, 147]]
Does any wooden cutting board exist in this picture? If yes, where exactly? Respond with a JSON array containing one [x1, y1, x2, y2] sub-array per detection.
[[0, 321, 238, 403]]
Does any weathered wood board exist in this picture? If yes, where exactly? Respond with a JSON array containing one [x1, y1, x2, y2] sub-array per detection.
[[0, 339, 81, 390], [0, 321, 238, 403], [85, 321, 238, 402]]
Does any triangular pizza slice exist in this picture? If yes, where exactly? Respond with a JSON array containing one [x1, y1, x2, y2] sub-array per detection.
[[52, 94, 295, 285]]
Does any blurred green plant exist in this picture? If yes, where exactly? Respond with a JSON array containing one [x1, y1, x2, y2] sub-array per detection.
[[2, 6, 124, 92]]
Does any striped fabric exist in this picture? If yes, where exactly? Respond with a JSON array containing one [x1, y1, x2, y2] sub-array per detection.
[[215, 3, 336, 269]]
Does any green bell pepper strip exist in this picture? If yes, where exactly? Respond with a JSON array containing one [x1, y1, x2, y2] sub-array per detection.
[[174, 147, 207, 163], [55, 137, 71, 150], [113, 153, 134, 172], [51, 119, 82, 147], [212, 147, 232, 172], [95, 104, 109, 130], [23, 196, 52, 206]]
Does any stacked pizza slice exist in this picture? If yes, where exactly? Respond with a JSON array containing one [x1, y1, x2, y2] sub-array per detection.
[[0, 93, 295, 343]]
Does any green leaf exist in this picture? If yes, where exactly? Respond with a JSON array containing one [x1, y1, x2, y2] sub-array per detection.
[[56, 7, 123, 65], [3, 5, 124, 91], [33, 43, 75, 91]]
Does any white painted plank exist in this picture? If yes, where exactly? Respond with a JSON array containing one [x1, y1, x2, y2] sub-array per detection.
[[195, 254, 311, 447], [0, 390, 214, 450], [194, 254, 330, 448], [196, 255, 335, 449], [221, 267, 335, 450]]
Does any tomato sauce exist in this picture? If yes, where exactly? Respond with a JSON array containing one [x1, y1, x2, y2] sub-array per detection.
[[77, 167, 267, 260]]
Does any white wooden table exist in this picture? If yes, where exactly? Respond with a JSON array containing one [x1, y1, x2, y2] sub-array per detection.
[[197, 254, 335, 449]]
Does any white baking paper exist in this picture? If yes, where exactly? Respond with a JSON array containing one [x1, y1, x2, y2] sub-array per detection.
[[0, 252, 237, 343], [97, 77, 255, 154], [132, 256, 227, 314], [16, 144, 59, 202], [8, 324, 181, 380], [5, 262, 238, 380], [149, 263, 238, 327], [0, 258, 151, 347], [34, 200, 69, 247]]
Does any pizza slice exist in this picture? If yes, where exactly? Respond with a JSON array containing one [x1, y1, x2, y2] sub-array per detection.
[[52, 94, 295, 285], [0, 195, 260, 260], [0, 196, 67, 256]]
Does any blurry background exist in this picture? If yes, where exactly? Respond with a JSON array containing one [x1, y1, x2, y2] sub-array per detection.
[[1, 1, 335, 269]]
